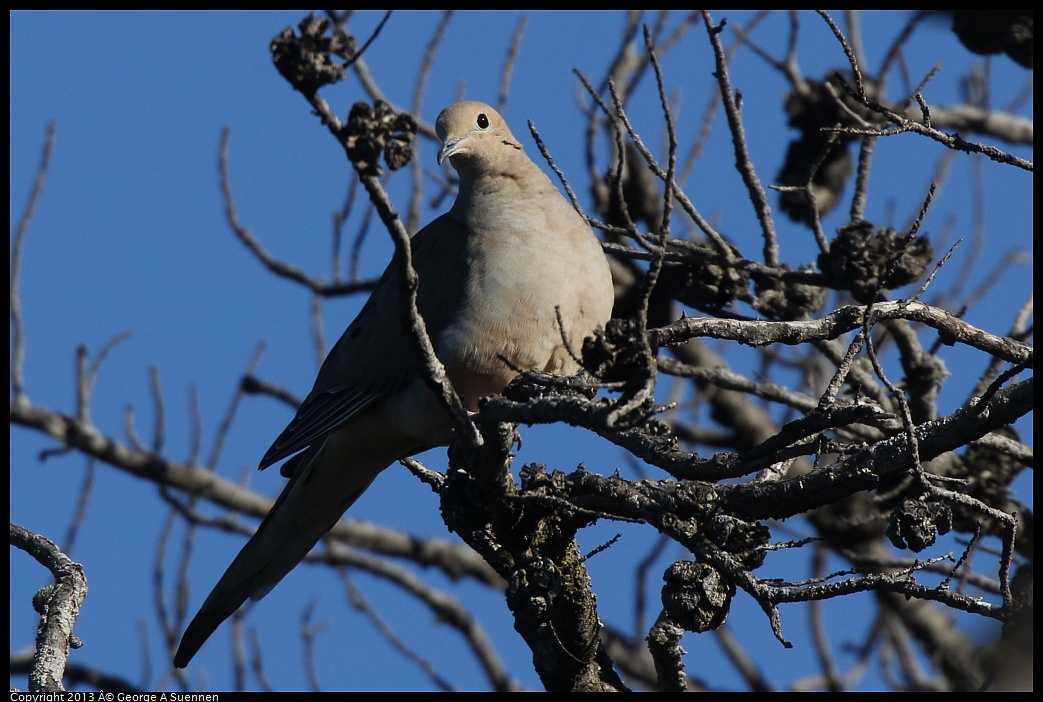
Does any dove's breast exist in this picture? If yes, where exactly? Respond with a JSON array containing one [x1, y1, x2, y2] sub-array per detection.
[[433, 183, 613, 411]]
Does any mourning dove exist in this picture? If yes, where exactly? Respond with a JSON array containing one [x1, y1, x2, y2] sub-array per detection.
[[174, 101, 614, 667]]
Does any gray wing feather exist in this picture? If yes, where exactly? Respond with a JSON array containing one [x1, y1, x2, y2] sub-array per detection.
[[258, 214, 470, 470]]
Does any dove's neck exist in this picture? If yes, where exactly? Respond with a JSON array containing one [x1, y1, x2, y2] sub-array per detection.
[[450, 157, 557, 222]]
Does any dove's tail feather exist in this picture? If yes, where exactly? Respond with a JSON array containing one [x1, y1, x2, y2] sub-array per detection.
[[173, 433, 391, 668]]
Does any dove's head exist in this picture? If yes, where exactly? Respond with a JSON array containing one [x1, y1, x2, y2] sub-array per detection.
[[436, 101, 522, 171]]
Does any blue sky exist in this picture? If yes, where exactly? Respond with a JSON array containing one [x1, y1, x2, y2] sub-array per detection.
[[10, 10, 1033, 692]]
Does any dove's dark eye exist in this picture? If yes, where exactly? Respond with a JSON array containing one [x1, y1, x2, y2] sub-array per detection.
[[476, 113, 490, 129]]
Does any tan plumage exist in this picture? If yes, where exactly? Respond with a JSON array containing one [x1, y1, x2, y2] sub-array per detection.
[[174, 101, 614, 667]]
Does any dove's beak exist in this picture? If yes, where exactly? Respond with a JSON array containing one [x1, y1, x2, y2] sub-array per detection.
[[438, 136, 465, 165]]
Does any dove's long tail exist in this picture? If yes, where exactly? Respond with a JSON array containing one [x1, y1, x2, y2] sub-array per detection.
[[173, 432, 391, 668]]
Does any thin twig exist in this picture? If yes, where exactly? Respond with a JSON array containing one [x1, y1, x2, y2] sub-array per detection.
[[218, 129, 378, 297], [149, 366, 166, 453], [11, 121, 58, 407], [340, 10, 393, 69], [408, 11, 454, 232], [498, 16, 528, 114], [701, 11, 779, 265], [206, 342, 266, 469], [815, 10, 865, 98], [600, 79, 733, 256]]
